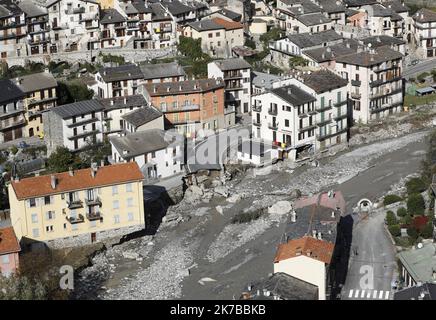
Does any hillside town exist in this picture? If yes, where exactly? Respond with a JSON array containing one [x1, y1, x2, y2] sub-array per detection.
[[1, 0, 436, 302]]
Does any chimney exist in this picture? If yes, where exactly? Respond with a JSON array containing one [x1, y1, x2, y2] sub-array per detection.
[[124, 97, 127, 104], [290, 210, 296, 222], [100, 159, 105, 167], [50, 175, 56, 189], [166, 87, 170, 92], [317, 232, 322, 240], [69, 167, 74, 176], [312, 229, 317, 238], [91, 162, 98, 178], [287, 87, 292, 95], [153, 86, 157, 93]]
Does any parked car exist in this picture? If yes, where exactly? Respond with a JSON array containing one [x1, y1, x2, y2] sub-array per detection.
[[410, 60, 419, 66]]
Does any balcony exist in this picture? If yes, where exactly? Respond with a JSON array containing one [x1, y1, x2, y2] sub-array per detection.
[[0, 117, 26, 131], [224, 71, 243, 80], [67, 117, 99, 128], [67, 199, 83, 209], [66, 214, 84, 224], [351, 79, 361, 87], [350, 92, 361, 99], [316, 127, 348, 141], [299, 124, 317, 132], [226, 83, 243, 90], [253, 119, 261, 127], [370, 101, 403, 114], [86, 211, 102, 221], [268, 122, 278, 130], [316, 104, 332, 112], [334, 113, 347, 121], [369, 88, 402, 100], [317, 118, 332, 127], [68, 129, 100, 140], [85, 197, 102, 206], [268, 108, 278, 116], [334, 100, 347, 107], [0, 105, 24, 118], [370, 76, 402, 87], [252, 105, 262, 112]]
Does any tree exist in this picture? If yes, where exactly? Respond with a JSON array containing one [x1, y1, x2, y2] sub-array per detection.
[[80, 140, 112, 167], [421, 222, 434, 239], [177, 36, 212, 77], [383, 194, 402, 206], [259, 27, 282, 49], [386, 210, 397, 225], [397, 207, 407, 217], [407, 226, 419, 240], [407, 193, 426, 215], [289, 56, 308, 68], [57, 81, 94, 106], [0, 275, 47, 300], [244, 39, 256, 50], [406, 177, 428, 195], [401, 214, 413, 226], [388, 225, 401, 237], [47, 147, 76, 173]]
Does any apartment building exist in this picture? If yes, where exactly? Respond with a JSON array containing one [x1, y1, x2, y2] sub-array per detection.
[[251, 83, 317, 159], [0, 79, 26, 143], [287, 70, 349, 151], [363, 3, 405, 39], [8, 162, 145, 248], [149, 3, 177, 48], [16, 71, 58, 138], [251, 71, 281, 95], [121, 106, 164, 133], [183, 17, 244, 58], [208, 58, 251, 117], [110, 129, 183, 181], [413, 8, 436, 59], [0, 227, 20, 277], [0, 0, 27, 59], [94, 64, 143, 98], [43, 100, 104, 154], [100, 8, 127, 48], [335, 46, 403, 124], [141, 78, 226, 137], [314, 0, 346, 25]]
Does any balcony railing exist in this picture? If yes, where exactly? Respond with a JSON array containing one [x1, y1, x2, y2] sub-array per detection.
[[317, 118, 332, 127], [252, 105, 262, 112], [253, 119, 261, 127], [350, 92, 361, 99], [85, 197, 102, 206], [66, 214, 84, 224], [268, 108, 278, 116], [351, 79, 361, 87], [298, 124, 317, 132], [334, 113, 347, 121], [334, 100, 347, 107], [268, 122, 278, 130], [86, 211, 102, 221], [316, 104, 332, 112], [0, 117, 26, 131], [67, 199, 83, 209]]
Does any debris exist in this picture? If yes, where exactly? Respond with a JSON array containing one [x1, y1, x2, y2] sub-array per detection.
[[268, 201, 293, 215]]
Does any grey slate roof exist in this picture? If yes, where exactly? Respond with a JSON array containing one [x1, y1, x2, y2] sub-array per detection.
[[360, 35, 405, 48], [99, 64, 143, 82], [0, 79, 25, 104], [145, 78, 224, 96], [100, 8, 126, 24], [110, 129, 170, 158], [131, 1, 153, 13], [17, 72, 57, 93], [161, 0, 194, 15], [343, 0, 377, 7], [121, 106, 162, 127], [336, 46, 403, 66], [398, 242, 436, 284], [317, 0, 346, 13], [272, 85, 316, 106], [188, 19, 224, 31], [18, 0, 47, 17], [245, 272, 318, 300], [150, 3, 172, 21], [302, 38, 359, 62], [414, 8, 436, 23], [301, 69, 348, 93], [140, 62, 186, 80], [287, 29, 342, 48], [51, 100, 103, 119], [252, 71, 281, 90], [296, 12, 332, 26], [214, 58, 252, 71], [384, 0, 409, 13], [215, 8, 242, 21], [99, 95, 147, 111], [286, 1, 323, 16]]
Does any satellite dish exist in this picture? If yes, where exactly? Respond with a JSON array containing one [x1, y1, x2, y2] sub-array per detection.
[[418, 243, 423, 249], [368, 43, 372, 48]]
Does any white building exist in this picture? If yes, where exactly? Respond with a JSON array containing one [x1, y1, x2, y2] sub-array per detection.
[[93, 64, 144, 98], [43, 100, 104, 154], [335, 46, 404, 124], [412, 8, 436, 59], [99, 8, 127, 48], [208, 58, 252, 114], [110, 129, 183, 181], [274, 236, 335, 300]]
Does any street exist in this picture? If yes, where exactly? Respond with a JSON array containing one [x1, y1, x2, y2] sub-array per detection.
[[403, 58, 436, 79]]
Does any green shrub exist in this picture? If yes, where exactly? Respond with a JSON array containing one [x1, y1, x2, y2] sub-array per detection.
[[407, 193, 426, 215], [386, 210, 397, 225], [407, 226, 419, 239], [421, 222, 434, 239], [10, 146, 18, 155], [401, 214, 413, 225], [406, 177, 428, 195], [388, 225, 401, 237], [397, 207, 407, 217], [384, 194, 402, 206], [395, 236, 411, 247]]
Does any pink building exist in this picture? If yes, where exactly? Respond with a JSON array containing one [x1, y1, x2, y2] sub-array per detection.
[[0, 227, 20, 277]]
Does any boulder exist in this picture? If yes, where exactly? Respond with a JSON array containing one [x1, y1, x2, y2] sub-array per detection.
[[214, 186, 230, 198], [227, 193, 242, 203], [216, 205, 223, 215], [122, 251, 140, 260], [184, 185, 204, 203], [268, 201, 293, 215]]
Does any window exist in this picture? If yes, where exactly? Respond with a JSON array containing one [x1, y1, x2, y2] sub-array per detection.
[[31, 213, 38, 223], [285, 119, 289, 127], [32, 228, 39, 238], [112, 186, 118, 195], [44, 196, 51, 205], [46, 211, 55, 220], [208, 33, 213, 38], [113, 200, 119, 209], [114, 215, 120, 224], [46, 225, 54, 233], [126, 183, 133, 192], [128, 212, 134, 221], [29, 198, 36, 207], [216, 32, 220, 37], [127, 198, 133, 207], [2, 255, 10, 264]]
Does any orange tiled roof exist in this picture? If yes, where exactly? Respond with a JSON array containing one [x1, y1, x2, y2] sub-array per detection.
[[11, 162, 144, 200], [212, 17, 244, 30], [0, 227, 20, 255], [274, 236, 335, 264]]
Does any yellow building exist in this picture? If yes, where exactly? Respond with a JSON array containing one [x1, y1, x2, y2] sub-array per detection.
[[16, 71, 58, 138], [96, 0, 114, 9], [8, 162, 145, 248]]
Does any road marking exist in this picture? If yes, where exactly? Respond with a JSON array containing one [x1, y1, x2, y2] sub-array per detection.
[[379, 291, 384, 299], [367, 291, 371, 298], [354, 290, 360, 298], [361, 290, 365, 298], [349, 290, 354, 298], [385, 291, 390, 300], [373, 290, 378, 299]]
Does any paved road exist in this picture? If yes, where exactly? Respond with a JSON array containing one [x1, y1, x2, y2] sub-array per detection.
[[403, 58, 436, 79], [337, 135, 428, 300]]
